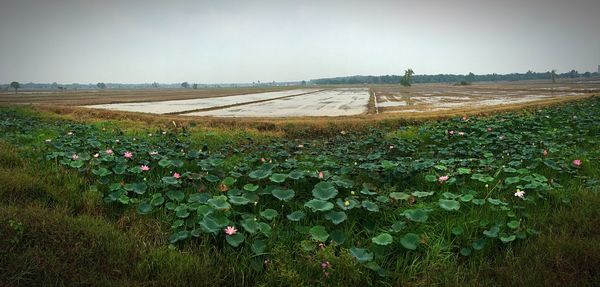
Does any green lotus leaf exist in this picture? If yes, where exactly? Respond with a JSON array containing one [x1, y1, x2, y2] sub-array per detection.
[[286, 210, 306, 221], [404, 209, 429, 223], [507, 220, 520, 229], [169, 230, 189, 244], [400, 233, 420, 250], [208, 197, 231, 211], [372, 233, 393, 245], [309, 225, 329, 242], [500, 234, 516, 243], [304, 199, 334, 212], [312, 182, 338, 200], [228, 196, 250, 205], [226, 233, 245, 247], [166, 190, 185, 201], [349, 247, 373, 263], [249, 169, 271, 180], [361, 200, 379, 212], [389, 192, 411, 200], [324, 211, 347, 225], [137, 202, 153, 214], [269, 173, 287, 183], [260, 209, 278, 220], [243, 183, 259, 192], [483, 226, 500, 238], [439, 199, 460, 211], [272, 188, 295, 201]]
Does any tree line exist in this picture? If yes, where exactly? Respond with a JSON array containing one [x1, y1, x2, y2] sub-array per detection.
[[310, 70, 599, 85]]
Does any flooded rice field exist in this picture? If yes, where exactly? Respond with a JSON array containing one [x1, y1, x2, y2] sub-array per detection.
[[184, 88, 370, 117], [373, 82, 599, 114], [83, 89, 319, 114], [80, 80, 600, 117]]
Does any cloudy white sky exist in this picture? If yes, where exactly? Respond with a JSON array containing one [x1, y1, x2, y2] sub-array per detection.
[[1, 0, 599, 83]]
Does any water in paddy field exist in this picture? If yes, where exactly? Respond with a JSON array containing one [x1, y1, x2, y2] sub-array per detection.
[[185, 88, 371, 117], [83, 89, 319, 114], [82, 82, 598, 117]]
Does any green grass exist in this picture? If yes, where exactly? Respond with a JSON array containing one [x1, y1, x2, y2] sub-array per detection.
[[0, 102, 599, 286]]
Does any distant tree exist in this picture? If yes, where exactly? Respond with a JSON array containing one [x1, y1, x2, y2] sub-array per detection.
[[10, 81, 20, 94], [568, 69, 579, 78], [466, 72, 475, 83], [301, 80, 307, 86], [192, 83, 198, 89], [152, 82, 159, 88], [400, 69, 414, 87], [551, 70, 557, 83], [525, 70, 534, 80], [181, 82, 189, 89], [51, 82, 58, 89], [97, 82, 106, 89]]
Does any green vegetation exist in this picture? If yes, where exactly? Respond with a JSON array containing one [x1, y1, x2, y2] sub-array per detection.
[[310, 69, 599, 85], [1, 98, 599, 286], [400, 69, 414, 87], [9, 81, 20, 94]]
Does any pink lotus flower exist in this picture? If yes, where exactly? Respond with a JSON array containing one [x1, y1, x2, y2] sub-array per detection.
[[173, 172, 181, 179], [318, 171, 324, 179], [572, 159, 582, 167], [514, 189, 525, 198], [499, 135, 505, 140], [123, 151, 133, 158], [93, 153, 99, 158], [321, 261, 331, 269], [543, 149, 548, 157], [71, 154, 79, 160], [462, 115, 469, 121], [140, 165, 150, 171], [224, 226, 237, 235], [449, 130, 455, 135], [105, 149, 113, 155], [487, 127, 493, 132], [438, 175, 449, 183], [318, 243, 325, 249]]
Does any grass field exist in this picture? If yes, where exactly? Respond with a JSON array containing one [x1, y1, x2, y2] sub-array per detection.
[[1, 90, 599, 286]]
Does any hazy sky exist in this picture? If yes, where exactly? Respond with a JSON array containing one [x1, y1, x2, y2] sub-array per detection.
[[1, 0, 599, 83]]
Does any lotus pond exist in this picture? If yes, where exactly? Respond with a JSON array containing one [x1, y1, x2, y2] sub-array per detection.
[[1, 97, 599, 285]]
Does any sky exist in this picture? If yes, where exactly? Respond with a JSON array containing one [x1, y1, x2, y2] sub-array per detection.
[[1, 0, 599, 84]]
